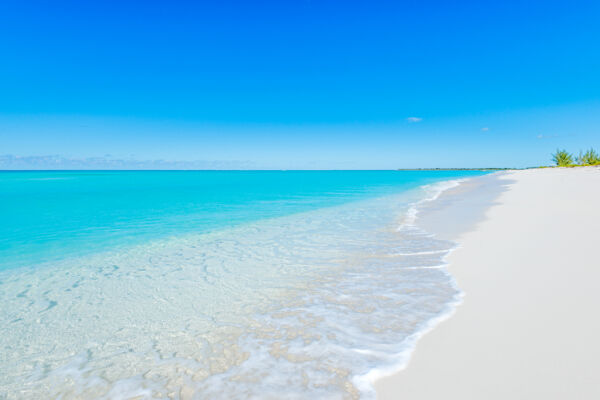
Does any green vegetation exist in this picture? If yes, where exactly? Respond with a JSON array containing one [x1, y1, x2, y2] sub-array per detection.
[[552, 149, 574, 166], [577, 148, 600, 166], [552, 148, 600, 167]]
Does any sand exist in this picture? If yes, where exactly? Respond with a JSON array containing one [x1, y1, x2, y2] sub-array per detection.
[[375, 167, 600, 399]]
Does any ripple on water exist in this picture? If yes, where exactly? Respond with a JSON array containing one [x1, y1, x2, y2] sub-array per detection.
[[0, 182, 463, 399]]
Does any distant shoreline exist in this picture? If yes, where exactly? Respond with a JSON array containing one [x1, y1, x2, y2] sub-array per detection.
[[396, 167, 515, 171]]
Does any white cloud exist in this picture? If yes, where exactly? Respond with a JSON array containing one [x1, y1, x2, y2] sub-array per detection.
[[537, 133, 559, 140], [406, 117, 422, 123], [481, 127, 489, 132]]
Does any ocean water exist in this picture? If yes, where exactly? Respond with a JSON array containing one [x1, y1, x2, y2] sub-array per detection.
[[0, 170, 486, 399]]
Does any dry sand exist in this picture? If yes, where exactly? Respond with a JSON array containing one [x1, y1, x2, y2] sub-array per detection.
[[375, 167, 600, 399]]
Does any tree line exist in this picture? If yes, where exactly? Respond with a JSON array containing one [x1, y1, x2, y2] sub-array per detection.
[[552, 148, 600, 167]]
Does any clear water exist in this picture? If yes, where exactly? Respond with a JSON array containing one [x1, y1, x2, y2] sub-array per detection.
[[0, 170, 486, 399]]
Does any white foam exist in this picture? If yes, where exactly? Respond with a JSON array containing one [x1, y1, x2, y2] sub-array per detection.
[[393, 249, 450, 256], [398, 178, 466, 230]]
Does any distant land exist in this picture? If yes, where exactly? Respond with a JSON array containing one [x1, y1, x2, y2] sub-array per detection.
[[397, 168, 516, 171]]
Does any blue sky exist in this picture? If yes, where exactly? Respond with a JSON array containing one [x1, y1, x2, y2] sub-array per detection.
[[1, 0, 599, 169]]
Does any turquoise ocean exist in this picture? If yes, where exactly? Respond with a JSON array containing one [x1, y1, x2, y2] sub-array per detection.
[[0, 170, 486, 399]]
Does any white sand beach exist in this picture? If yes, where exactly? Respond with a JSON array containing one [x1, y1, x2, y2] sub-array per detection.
[[376, 167, 600, 399]]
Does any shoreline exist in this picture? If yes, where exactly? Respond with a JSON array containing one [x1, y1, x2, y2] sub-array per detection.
[[375, 167, 600, 399], [358, 173, 506, 394], [354, 177, 473, 396]]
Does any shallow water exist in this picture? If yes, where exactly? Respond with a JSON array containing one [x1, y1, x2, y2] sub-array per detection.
[[0, 171, 485, 399]]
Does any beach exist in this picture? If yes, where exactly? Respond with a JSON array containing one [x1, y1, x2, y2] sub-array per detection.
[[376, 167, 600, 399], [3, 0, 598, 397], [2, 168, 599, 398]]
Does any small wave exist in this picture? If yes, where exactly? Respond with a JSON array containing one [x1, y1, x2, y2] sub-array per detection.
[[397, 178, 466, 230], [393, 249, 450, 256]]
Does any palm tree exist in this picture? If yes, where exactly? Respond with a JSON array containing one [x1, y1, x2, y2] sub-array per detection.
[[552, 149, 574, 167], [579, 148, 600, 165]]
